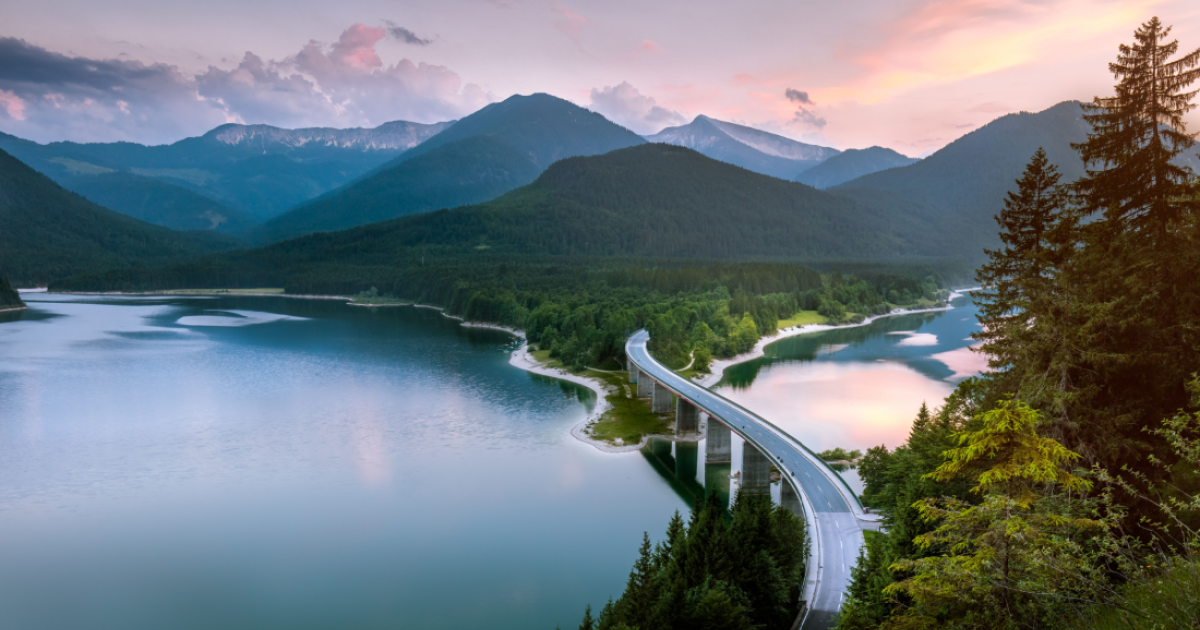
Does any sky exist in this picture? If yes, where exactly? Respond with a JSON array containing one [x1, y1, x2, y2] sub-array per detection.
[[2, 0, 1199, 155]]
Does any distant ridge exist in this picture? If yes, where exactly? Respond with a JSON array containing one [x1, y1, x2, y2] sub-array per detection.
[[0, 118, 451, 223], [646, 115, 838, 179], [794, 147, 918, 189], [205, 120, 452, 152], [250, 93, 647, 243]]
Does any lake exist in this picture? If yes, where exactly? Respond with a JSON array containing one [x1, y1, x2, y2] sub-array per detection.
[[0, 293, 982, 629]]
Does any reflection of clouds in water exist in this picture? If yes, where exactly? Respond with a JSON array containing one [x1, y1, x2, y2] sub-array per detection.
[[887, 331, 939, 346], [931, 345, 989, 381], [176, 310, 308, 327], [719, 361, 955, 452]]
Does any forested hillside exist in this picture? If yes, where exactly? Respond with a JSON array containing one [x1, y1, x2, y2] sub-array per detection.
[[64, 172, 255, 233], [832, 101, 1093, 255], [0, 148, 244, 286], [837, 19, 1200, 630], [248, 135, 542, 242], [0, 274, 23, 309], [253, 144, 954, 260], [251, 93, 646, 243]]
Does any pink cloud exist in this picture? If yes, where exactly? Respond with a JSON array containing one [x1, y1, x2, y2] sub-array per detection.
[[330, 24, 385, 71], [0, 89, 26, 120]]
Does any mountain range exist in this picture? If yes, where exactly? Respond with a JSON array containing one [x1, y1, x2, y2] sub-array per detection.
[[247, 93, 647, 243], [8, 95, 1192, 291], [0, 119, 450, 225]]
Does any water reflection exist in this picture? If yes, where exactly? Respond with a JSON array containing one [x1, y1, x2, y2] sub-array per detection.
[[716, 297, 984, 453], [0, 294, 685, 630]]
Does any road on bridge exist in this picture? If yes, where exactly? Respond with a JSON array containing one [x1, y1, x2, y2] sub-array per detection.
[[626, 330, 877, 630]]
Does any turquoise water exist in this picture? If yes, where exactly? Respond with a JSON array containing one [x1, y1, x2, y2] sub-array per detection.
[[716, 295, 984, 490], [0, 293, 981, 628], [0, 295, 688, 630]]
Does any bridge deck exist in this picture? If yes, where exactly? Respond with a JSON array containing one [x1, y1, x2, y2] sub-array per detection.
[[626, 330, 873, 630]]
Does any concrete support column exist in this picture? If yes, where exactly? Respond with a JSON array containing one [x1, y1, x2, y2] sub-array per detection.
[[652, 381, 673, 414], [628, 360, 638, 383], [675, 399, 700, 436], [741, 442, 771, 496], [706, 420, 732, 463], [637, 371, 653, 397], [781, 479, 803, 517]]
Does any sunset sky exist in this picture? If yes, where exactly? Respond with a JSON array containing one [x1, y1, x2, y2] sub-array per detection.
[[2, 0, 1199, 155]]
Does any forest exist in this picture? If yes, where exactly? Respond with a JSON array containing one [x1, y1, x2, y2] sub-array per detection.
[[567, 494, 810, 630], [834, 18, 1200, 630], [0, 274, 23, 309]]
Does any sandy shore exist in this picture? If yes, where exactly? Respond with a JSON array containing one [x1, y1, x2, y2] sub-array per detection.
[[0, 306, 27, 313]]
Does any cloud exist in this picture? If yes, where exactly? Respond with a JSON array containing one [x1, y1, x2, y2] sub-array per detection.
[[587, 81, 686, 134], [785, 88, 812, 104], [0, 89, 26, 120], [0, 26, 488, 144], [0, 36, 227, 143], [383, 21, 433, 46], [792, 108, 827, 129]]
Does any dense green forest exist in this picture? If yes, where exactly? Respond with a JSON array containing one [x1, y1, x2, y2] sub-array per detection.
[[0, 274, 24, 309], [0, 147, 245, 287], [54, 255, 952, 371], [567, 494, 809, 630], [837, 18, 1200, 630], [65, 171, 255, 234]]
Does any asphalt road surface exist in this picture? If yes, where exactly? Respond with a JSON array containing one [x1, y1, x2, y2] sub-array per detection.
[[626, 330, 867, 630]]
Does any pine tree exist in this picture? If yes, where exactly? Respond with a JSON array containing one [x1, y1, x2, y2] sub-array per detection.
[[885, 400, 1103, 630], [1073, 16, 1200, 242], [578, 604, 595, 630], [973, 149, 1067, 386]]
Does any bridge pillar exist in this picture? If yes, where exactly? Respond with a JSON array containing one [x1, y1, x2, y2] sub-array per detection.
[[705, 419, 731, 463], [628, 360, 638, 382], [675, 399, 700, 436], [636, 370, 653, 397], [781, 479, 803, 517], [652, 381, 673, 414], [741, 442, 772, 496]]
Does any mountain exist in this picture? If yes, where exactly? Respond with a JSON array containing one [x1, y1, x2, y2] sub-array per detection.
[[0, 147, 244, 286], [645, 115, 839, 179], [794, 147, 918, 189], [57, 144, 967, 294], [250, 93, 647, 243], [0, 274, 23, 309], [0, 119, 450, 223], [205, 120, 449, 151], [832, 101, 1095, 258]]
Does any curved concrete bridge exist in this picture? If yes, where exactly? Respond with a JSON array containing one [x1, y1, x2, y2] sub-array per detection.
[[625, 330, 881, 630]]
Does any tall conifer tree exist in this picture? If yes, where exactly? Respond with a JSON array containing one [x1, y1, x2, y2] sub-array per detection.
[[974, 149, 1066, 386], [1073, 16, 1200, 240]]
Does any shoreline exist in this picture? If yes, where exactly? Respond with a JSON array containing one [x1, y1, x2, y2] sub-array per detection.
[[52, 290, 352, 300], [33, 288, 976, 453], [696, 290, 975, 387], [0, 305, 27, 313]]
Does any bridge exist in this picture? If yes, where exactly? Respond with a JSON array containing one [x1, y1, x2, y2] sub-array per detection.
[[625, 330, 882, 630]]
